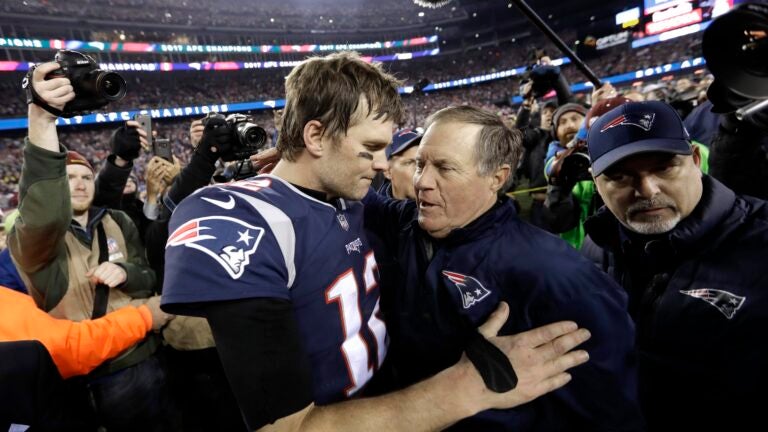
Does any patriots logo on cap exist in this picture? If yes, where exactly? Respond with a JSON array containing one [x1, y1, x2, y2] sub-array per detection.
[[601, 112, 656, 133], [680, 288, 746, 319], [442, 270, 491, 309], [167, 216, 265, 279]]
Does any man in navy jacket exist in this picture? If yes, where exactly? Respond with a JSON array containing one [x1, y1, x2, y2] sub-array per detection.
[[584, 101, 768, 430], [364, 106, 644, 431]]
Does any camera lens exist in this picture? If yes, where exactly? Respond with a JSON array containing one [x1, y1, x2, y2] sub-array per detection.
[[97, 72, 127, 101], [239, 123, 267, 148]]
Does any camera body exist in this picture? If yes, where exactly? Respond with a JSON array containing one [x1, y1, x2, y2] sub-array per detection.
[[703, 2, 768, 128], [213, 159, 257, 183], [520, 64, 563, 99], [44, 50, 127, 118], [202, 113, 268, 162]]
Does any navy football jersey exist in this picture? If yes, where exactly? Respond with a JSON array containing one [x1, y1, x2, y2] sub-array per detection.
[[162, 175, 387, 404]]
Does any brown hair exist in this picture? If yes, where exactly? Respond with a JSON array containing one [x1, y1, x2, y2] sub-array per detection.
[[277, 51, 405, 161], [425, 105, 523, 190]]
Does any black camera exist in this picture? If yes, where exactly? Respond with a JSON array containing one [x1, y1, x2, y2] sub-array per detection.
[[202, 113, 268, 162], [548, 141, 592, 189], [23, 50, 127, 118], [520, 65, 563, 99], [519, 48, 563, 99], [703, 2, 768, 128]]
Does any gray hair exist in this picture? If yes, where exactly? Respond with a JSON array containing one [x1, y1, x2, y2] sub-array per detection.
[[424, 105, 523, 191]]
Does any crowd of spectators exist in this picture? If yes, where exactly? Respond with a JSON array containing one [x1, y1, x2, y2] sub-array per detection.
[[0, 26, 707, 209], [0, 64, 709, 208], [0, 31, 702, 120], [1, 0, 463, 31]]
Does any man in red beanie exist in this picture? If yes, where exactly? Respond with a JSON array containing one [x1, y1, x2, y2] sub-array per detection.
[[65, 150, 97, 228], [9, 61, 170, 431]]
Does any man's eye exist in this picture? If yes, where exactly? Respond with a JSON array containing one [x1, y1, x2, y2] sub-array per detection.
[[606, 173, 628, 183], [657, 165, 675, 174]]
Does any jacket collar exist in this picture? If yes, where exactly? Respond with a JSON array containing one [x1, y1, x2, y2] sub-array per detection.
[[418, 196, 516, 247], [586, 175, 736, 256], [71, 206, 108, 242]]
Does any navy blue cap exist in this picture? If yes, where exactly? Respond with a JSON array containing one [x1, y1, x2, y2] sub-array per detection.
[[587, 101, 692, 176], [387, 129, 422, 159]]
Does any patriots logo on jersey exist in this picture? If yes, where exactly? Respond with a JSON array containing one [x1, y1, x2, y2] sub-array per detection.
[[442, 270, 491, 309], [600, 112, 655, 133], [167, 216, 265, 279], [680, 288, 746, 319]]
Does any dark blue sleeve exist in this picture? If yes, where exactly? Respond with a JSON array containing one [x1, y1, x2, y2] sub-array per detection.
[[362, 188, 416, 248], [161, 187, 291, 316], [528, 261, 645, 431], [0, 249, 27, 293]]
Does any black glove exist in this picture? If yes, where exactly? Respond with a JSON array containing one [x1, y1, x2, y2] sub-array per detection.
[[196, 116, 232, 163], [465, 330, 518, 393], [110, 126, 142, 160]]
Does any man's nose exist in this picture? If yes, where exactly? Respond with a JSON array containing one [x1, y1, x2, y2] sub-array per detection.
[[372, 150, 388, 172], [414, 166, 435, 191], [634, 175, 661, 199]]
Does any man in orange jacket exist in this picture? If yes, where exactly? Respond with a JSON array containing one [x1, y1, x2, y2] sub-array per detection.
[[0, 286, 172, 430]]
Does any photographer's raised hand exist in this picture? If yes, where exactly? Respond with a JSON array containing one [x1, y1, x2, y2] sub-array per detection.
[[110, 120, 148, 165], [189, 119, 204, 147], [164, 156, 182, 184], [195, 116, 232, 163], [592, 83, 618, 104], [27, 62, 75, 152], [145, 156, 170, 203], [250, 147, 280, 174]]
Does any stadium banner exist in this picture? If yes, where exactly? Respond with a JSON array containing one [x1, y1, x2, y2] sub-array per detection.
[[0, 35, 438, 54], [0, 57, 707, 131], [631, 20, 711, 47], [0, 48, 441, 73]]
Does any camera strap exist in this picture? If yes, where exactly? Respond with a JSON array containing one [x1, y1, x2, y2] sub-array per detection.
[[91, 222, 111, 319], [22, 65, 67, 118]]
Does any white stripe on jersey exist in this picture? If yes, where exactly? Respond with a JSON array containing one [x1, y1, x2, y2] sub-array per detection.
[[261, 174, 339, 210], [229, 190, 297, 288]]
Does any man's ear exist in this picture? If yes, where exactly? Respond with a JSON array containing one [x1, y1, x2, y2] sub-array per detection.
[[691, 144, 702, 169], [303, 120, 325, 157], [490, 164, 511, 192]]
